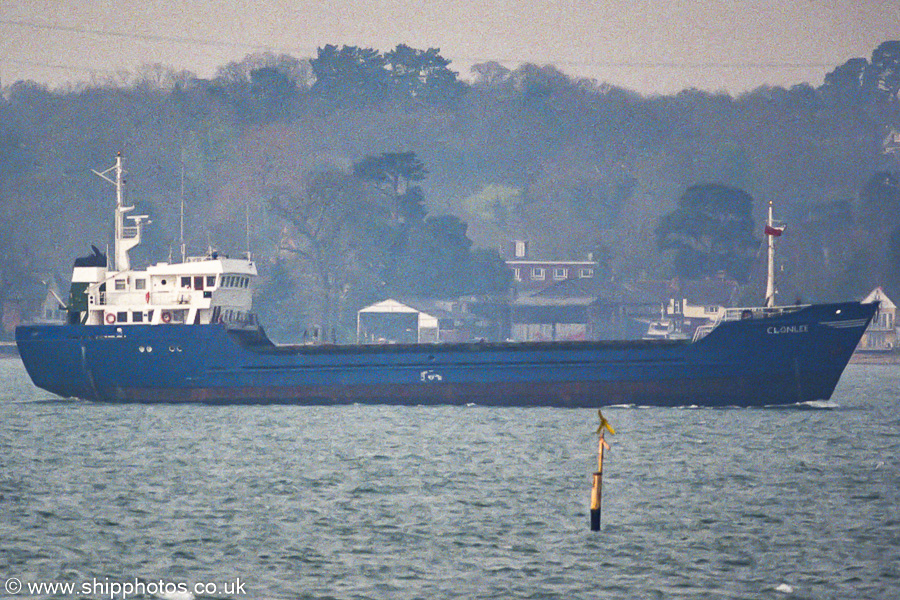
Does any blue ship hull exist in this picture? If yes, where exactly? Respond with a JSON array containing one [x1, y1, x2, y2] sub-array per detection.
[[15, 301, 875, 407]]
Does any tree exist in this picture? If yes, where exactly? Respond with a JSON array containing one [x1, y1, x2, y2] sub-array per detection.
[[208, 54, 306, 122], [822, 57, 868, 104], [215, 52, 312, 89], [471, 248, 513, 296], [470, 61, 512, 87], [869, 41, 900, 103], [247, 67, 299, 121], [384, 44, 466, 106], [351, 153, 511, 300], [857, 171, 900, 297], [0, 126, 27, 179], [253, 257, 309, 341], [309, 45, 390, 106], [822, 41, 900, 104], [352, 152, 428, 225], [268, 170, 380, 336], [655, 184, 760, 282], [886, 225, 900, 299], [859, 171, 900, 237], [388, 215, 511, 299], [353, 152, 429, 287], [389, 215, 472, 298]]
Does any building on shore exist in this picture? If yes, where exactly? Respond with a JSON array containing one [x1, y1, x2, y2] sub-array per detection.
[[858, 287, 897, 352]]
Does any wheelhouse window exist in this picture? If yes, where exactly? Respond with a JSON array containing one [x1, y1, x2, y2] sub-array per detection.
[[206, 275, 216, 288], [553, 268, 567, 280], [181, 276, 191, 288], [194, 276, 204, 290], [579, 268, 594, 278], [115, 279, 126, 290], [134, 278, 146, 290], [531, 268, 545, 281], [133, 312, 144, 323], [116, 311, 127, 322]]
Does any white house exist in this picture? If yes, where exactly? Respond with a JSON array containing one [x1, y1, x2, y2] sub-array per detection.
[[859, 287, 897, 352]]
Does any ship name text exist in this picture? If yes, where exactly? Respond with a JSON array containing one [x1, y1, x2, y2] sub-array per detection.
[[766, 325, 808, 335]]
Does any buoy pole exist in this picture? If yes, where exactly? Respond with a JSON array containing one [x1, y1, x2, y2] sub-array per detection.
[[590, 410, 615, 531], [590, 433, 609, 531]]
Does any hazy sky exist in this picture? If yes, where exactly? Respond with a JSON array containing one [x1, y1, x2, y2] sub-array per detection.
[[1, 0, 897, 95]]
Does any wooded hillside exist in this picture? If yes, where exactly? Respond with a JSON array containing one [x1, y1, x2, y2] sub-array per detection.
[[1, 41, 898, 339]]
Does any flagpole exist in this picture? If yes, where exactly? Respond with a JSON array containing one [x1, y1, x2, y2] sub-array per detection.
[[766, 200, 775, 308]]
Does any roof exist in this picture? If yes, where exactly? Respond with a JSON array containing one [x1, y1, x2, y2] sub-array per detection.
[[513, 296, 596, 307], [358, 299, 422, 314], [506, 260, 596, 266], [862, 286, 896, 309], [358, 298, 442, 329]]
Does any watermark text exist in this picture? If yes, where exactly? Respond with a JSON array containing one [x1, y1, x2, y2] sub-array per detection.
[[4, 576, 245, 598]]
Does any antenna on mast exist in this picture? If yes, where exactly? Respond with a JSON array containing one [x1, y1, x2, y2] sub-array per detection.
[[245, 199, 252, 261], [180, 150, 186, 262]]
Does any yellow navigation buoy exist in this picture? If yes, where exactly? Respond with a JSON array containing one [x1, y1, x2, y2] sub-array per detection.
[[591, 410, 614, 531]]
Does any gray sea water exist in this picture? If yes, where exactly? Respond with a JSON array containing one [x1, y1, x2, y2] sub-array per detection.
[[1, 358, 898, 600]]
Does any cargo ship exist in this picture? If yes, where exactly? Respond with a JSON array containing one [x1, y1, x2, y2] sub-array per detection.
[[15, 156, 876, 407]]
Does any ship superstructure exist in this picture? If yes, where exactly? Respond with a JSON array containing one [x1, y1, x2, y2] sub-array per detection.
[[69, 154, 257, 328]]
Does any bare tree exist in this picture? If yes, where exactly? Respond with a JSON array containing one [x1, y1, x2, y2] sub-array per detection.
[[268, 170, 381, 336]]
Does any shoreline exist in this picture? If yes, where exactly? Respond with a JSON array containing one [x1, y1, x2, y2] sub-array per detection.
[[849, 351, 900, 365]]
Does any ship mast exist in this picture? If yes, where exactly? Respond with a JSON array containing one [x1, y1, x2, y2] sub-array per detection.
[[180, 158, 186, 263], [765, 200, 776, 308], [93, 153, 147, 272]]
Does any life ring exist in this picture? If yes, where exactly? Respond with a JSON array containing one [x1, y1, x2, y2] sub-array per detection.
[[161, 311, 171, 323], [105, 313, 116, 324], [145, 292, 150, 303]]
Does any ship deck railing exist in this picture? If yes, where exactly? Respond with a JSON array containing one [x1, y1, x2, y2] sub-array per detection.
[[692, 304, 810, 342], [719, 304, 808, 322]]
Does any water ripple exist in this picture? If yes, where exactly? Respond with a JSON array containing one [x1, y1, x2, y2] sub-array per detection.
[[1, 361, 899, 598]]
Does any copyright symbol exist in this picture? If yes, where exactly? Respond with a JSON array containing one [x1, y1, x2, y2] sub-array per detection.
[[5, 577, 22, 594]]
